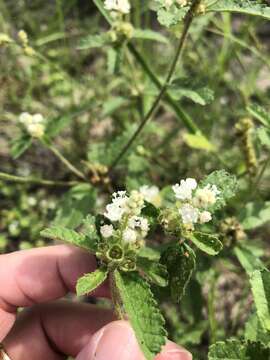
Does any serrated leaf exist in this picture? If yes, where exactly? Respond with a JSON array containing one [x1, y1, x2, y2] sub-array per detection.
[[133, 29, 168, 43], [234, 245, 265, 274], [41, 226, 97, 252], [11, 134, 32, 159], [77, 33, 110, 50], [208, 339, 270, 360], [245, 313, 270, 347], [183, 133, 215, 151], [169, 86, 214, 106], [76, 267, 108, 296], [137, 257, 168, 287], [250, 270, 270, 332], [207, 0, 270, 21], [161, 243, 195, 302], [114, 270, 167, 360], [240, 202, 270, 230], [187, 231, 223, 256], [257, 127, 270, 149], [247, 104, 270, 127], [200, 170, 238, 210]]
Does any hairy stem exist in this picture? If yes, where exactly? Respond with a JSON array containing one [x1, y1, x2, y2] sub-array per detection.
[[45, 142, 87, 181], [0, 172, 81, 187], [109, 0, 202, 170]]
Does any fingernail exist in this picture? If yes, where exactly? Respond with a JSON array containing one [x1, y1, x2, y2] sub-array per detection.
[[77, 320, 143, 360]]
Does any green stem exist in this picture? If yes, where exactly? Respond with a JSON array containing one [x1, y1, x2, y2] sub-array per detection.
[[45, 142, 87, 181], [0, 172, 81, 187], [109, 0, 201, 170]]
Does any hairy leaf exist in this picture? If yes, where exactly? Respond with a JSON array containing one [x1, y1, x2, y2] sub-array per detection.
[[161, 243, 195, 302], [11, 134, 32, 159], [234, 246, 265, 274], [208, 339, 270, 359], [247, 104, 270, 127], [76, 267, 108, 296], [187, 232, 223, 256], [133, 29, 168, 43], [207, 0, 270, 21], [250, 270, 270, 331], [41, 226, 96, 252], [200, 170, 238, 210], [114, 271, 167, 360], [245, 313, 270, 347], [257, 127, 270, 149], [137, 257, 168, 287], [78, 33, 110, 50]]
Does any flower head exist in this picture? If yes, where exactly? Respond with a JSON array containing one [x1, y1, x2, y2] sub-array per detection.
[[193, 184, 220, 208], [199, 211, 212, 224], [104, 0, 131, 14], [179, 203, 199, 225], [100, 224, 114, 238], [128, 216, 149, 237], [172, 178, 197, 201], [139, 185, 161, 207], [19, 112, 45, 138], [123, 228, 137, 243]]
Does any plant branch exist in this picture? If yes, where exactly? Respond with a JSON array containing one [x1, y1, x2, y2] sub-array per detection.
[[109, 0, 202, 170], [45, 143, 87, 181], [0, 172, 81, 187]]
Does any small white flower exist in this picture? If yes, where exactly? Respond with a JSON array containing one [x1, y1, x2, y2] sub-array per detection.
[[193, 184, 220, 208], [27, 123, 45, 138], [179, 203, 199, 224], [32, 113, 44, 124], [19, 112, 32, 125], [164, 0, 173, 8], [176, 0, 188, 7], [104, 0, 131, 14], [128, 216, 149, 235], [104, 202, 125, 222], [172, 178, 197, 201], [123, 228, 137, 243], [199, 211, 212, 224], [100, 224, 114, 238], [139, 185, 161, 207]]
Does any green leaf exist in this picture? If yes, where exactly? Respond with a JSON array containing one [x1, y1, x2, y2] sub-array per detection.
[[250, 270, 270, 332], [208, 339, 270, 360], [240, 202, 270, 230], [102, 96, 127, 117], [161, 243, 195, 302], [114, 270, 167, 360], [234, 245, 265, 274], [183, 133, 215, 151], [40, 226, 96, 252], [157, 6, 187, 27], [138, 246, 161, 261], [76, 267, 108, 296], [132, 29, 168, 43], [245, 313, 270, 347], [78, 33, 110, 50], [200, 170, 238, 210], [169, 86, 214, 106], [207, 0, 270, 21], [137, 257, 168, 287], [257, 127, 270, 149], [54, 184, 97, 229], [247, 104, 270, 127], [11, 134, 32, 159], [187, 232, 223, 256]]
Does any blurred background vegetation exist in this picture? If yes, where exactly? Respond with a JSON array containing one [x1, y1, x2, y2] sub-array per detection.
[[0, 1, 270, 358]]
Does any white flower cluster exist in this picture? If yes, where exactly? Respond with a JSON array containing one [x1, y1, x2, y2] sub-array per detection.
[[101, 190, 149, 245], [139, 185, 161, 207], [104, 0, 131, 14], [173, 178, 220, 228], [19, 112, 45, 138]]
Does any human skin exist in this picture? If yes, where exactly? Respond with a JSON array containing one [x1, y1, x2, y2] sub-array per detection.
[[0, 245, 192, 360]]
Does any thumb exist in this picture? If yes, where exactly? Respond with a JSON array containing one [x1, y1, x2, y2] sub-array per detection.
[[76, 320, 192, 360]]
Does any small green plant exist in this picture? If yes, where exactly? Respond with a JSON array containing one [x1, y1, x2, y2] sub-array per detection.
[[41, 170, 237, 359]]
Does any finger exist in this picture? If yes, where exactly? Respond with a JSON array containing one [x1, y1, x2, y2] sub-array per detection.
[[3, 301, 115, 360], [76, 320, 192, 360], [0, 245, 109, 340]]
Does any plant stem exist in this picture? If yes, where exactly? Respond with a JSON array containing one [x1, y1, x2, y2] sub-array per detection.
[[0, 172, 81, 187], [251, 154, 270, 198], [109, 0, 202, 170], [45, 143, 87, 181]]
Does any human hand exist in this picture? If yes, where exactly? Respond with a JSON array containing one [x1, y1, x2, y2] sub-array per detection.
[[0, 245, 192, 359]]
